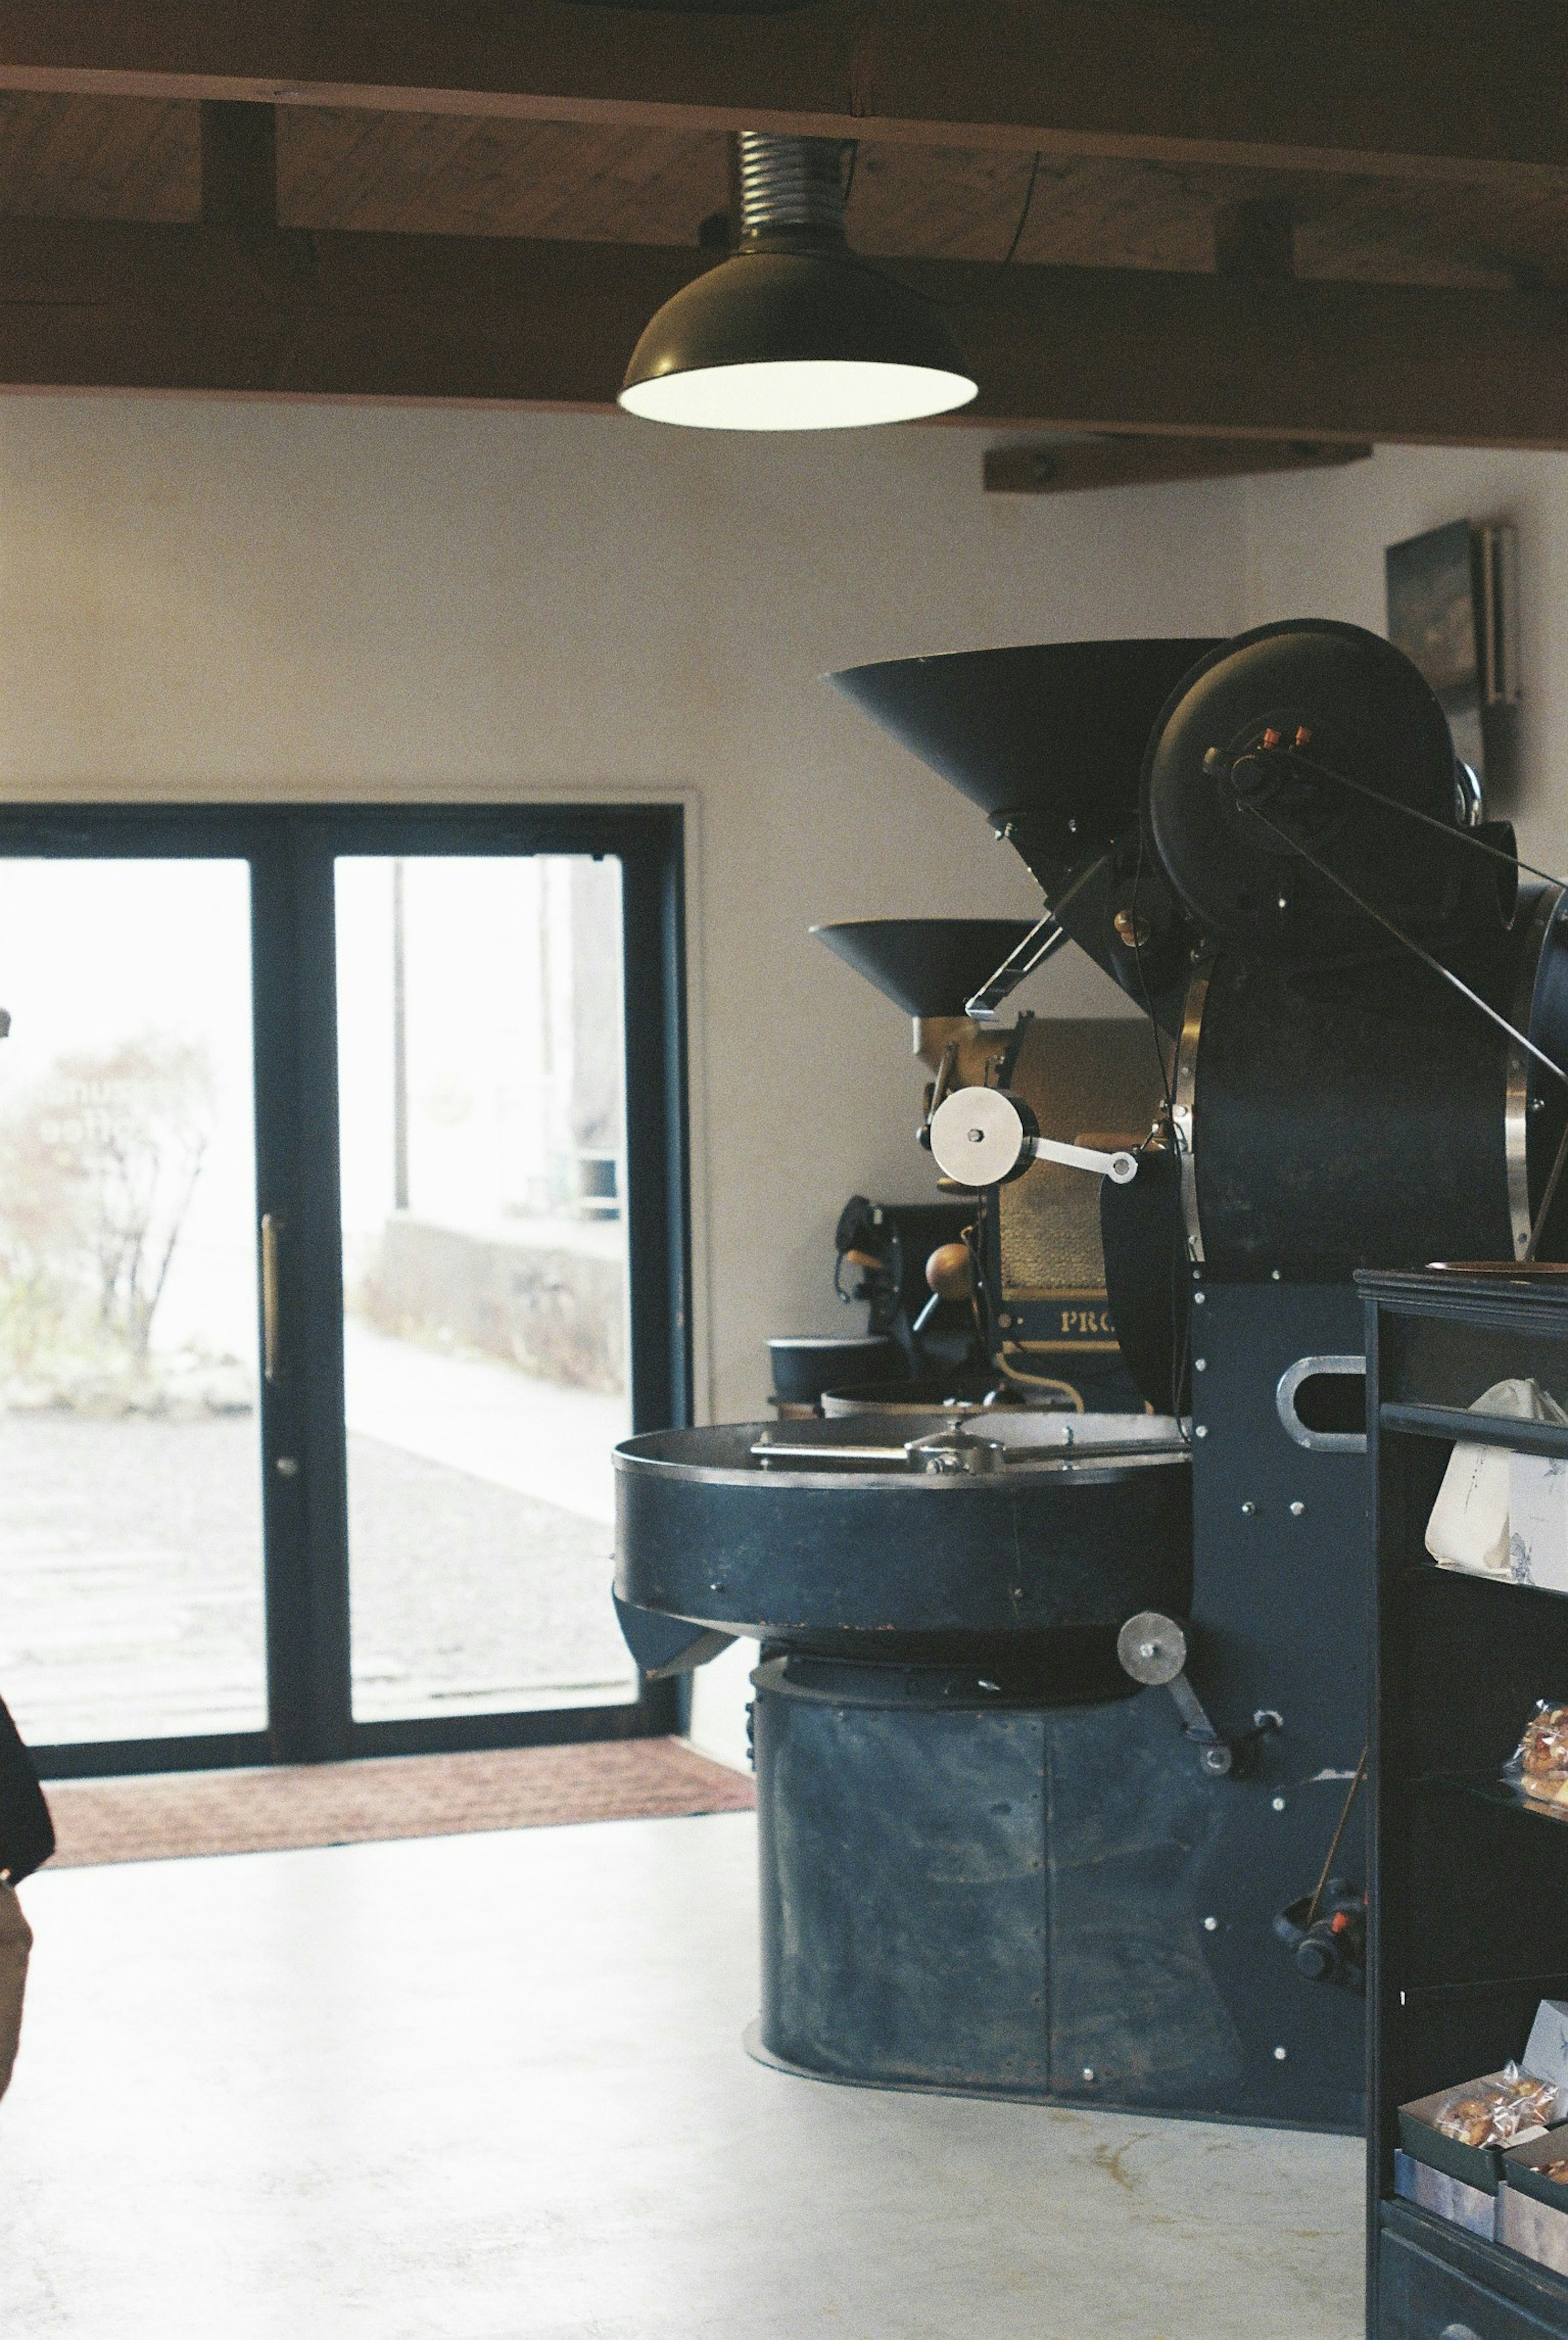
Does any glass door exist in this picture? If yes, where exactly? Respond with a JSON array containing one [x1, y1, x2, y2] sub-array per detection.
[[0, 807, 689, 1776], [335, 853, 637, 1722], [0, 856, 267, 1753]]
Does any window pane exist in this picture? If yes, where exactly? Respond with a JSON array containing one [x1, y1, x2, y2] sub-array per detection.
[[0, 860, 265, 1744], [336, 855, 636, 1721]]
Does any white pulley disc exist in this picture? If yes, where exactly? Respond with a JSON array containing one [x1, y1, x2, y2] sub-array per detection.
[[1116, 1610, 1189, 1687], [929, 1087, 1031, 1187]]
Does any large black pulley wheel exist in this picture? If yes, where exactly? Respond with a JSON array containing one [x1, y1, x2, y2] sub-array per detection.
[[1143, 620, 1467, 966]]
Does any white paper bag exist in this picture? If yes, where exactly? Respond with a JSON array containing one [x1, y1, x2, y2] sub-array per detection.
[[1426, 1378, 1567, 1577], [1511, 1451, 1568, 1591]]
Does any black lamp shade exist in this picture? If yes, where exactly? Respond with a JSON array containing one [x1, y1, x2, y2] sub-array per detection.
[[619, 248, 977, 431]]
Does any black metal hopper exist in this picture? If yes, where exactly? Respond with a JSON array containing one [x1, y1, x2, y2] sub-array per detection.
[[828, 639, 1219, 837], [810, 917, 1036, 1017]]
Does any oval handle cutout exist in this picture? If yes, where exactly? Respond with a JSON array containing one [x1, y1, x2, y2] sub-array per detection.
[[1276, 1354, 1368, 1453]]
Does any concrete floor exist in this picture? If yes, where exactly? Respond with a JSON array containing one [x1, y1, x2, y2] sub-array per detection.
[[0, 1812, 1365, 2340]]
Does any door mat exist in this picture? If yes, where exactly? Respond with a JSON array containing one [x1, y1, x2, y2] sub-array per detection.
[[41, 1738, 756, 1868]]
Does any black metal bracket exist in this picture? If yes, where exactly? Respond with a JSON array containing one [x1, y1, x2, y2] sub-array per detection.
[[612, 1591, 735, 1680], [1116, 1610, 1281, 1777]]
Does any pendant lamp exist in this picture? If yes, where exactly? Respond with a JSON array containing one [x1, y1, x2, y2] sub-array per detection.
[[619, 134, 978, 431]]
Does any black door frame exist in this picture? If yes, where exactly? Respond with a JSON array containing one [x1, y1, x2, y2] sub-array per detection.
[[0, 804, 690, 1778]]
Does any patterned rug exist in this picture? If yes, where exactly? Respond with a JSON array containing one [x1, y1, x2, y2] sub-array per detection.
[[42, 1739, 756, 1868]]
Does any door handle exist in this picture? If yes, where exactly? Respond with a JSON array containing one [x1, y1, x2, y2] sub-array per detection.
[[261, 1211, 285, 1384]]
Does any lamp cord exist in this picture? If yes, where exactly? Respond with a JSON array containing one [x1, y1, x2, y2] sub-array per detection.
[[937, 152, 1044, 311], [997, 152, 1043, 269], [862, 151, 1045, 315]]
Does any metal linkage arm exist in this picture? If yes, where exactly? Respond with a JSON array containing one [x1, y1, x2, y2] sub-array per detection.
[[929, 1086, 1139, 1189], [1117, 1612, 1282, 1779], [1032, 1133, 1139, 1182], [963, 914, 1066, 1024]]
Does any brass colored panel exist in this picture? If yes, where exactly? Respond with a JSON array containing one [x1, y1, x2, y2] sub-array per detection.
[[998, 1019, 1165, 1302]]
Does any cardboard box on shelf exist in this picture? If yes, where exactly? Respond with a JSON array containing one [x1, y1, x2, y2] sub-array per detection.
[[1398, 2072, 1562, 2198], [1526, 2001, 1568, 2091], [1499, 2132, 1568, 2275], [1394, 2148, 1495, 2238]]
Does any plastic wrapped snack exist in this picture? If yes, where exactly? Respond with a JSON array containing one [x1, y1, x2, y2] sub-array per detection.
[[1505, 1703, 1568, 1808], [1433, 2064, 1563, 2146], [1539, 2160, 1568, 2184]]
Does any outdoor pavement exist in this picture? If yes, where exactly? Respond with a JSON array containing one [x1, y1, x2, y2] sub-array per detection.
[[343, 1320, 626, 1527], [0, 1329, 635, 1746]]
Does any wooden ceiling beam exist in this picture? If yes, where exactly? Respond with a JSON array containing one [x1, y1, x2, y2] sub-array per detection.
[[200, 101, 276, 231], [984, 438, 1371, 495], [0, 4, 1564, 185], [0, 216, 1564, 449]]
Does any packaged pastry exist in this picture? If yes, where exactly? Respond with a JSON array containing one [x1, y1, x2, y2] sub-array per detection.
[[1434, 2093, 1508, 2146], [1432, 2064, 1562, 2146], [1505, 1703, 1568, 1806]]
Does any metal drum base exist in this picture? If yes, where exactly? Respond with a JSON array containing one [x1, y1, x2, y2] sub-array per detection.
[[752, 1655, 1363, 2129], [742, 2017, 1064, 2106], [740, 2021, 1339, 2131]]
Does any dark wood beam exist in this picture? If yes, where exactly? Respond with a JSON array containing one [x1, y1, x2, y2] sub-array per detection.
[[0, 219, 700, 409], [984, 437, 1371, 496], [1213, 198, 1296, 284], [0, 217, 1564, 450], [0, 4, 1564, 184], [944, 261, 1568, 448], [200, 100, 276, 232]]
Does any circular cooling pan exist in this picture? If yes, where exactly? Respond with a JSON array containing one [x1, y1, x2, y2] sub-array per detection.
[[613, 1417, 1192, 1640]]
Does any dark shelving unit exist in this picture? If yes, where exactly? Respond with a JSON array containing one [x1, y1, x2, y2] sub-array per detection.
[[1364, 1268, 1568, 2340]]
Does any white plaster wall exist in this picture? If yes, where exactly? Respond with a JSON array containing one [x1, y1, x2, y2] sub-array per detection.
[[1239, 445, 1568, 874], [0, 393, 1250, 1767]]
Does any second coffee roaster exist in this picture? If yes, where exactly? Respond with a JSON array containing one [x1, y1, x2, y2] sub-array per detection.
[[616, 620, 1568, 2126]]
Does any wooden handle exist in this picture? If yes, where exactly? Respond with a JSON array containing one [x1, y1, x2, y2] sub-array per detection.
[[925, 1241, 974, 1302], [261, 1212, 284, 1383]]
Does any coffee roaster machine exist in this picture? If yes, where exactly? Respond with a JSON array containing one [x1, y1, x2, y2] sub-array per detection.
[[615, 619, 1568, 2131]]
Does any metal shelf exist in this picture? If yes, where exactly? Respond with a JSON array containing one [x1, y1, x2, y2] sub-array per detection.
[[1368, 1276, 1568, 2337], [1412, 1556, 1568, 1603], [1381, 1400, 1568, 1460]]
